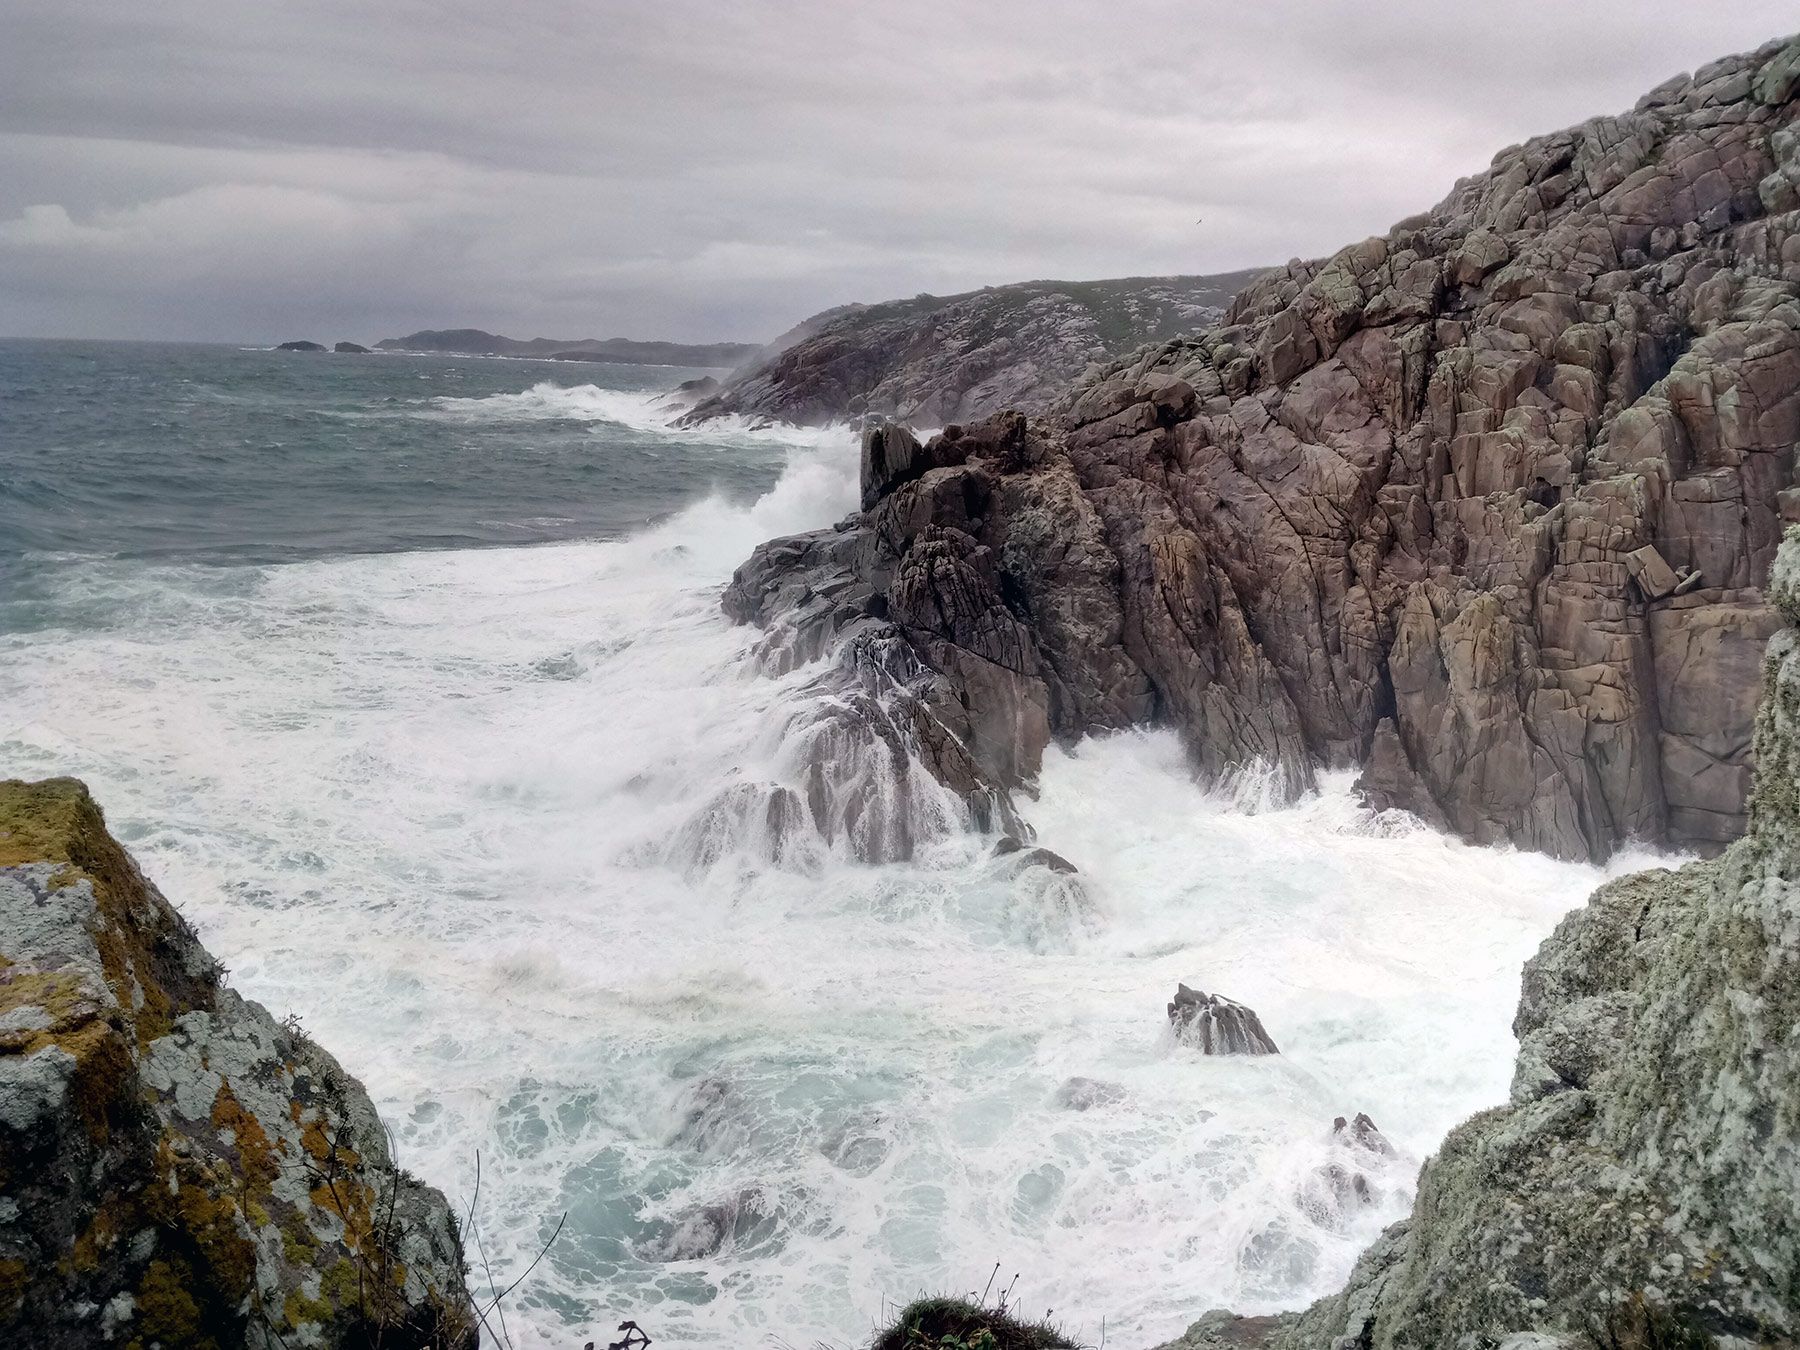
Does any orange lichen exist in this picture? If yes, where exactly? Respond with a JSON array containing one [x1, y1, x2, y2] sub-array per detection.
[[210, 1081, 279, 1194]]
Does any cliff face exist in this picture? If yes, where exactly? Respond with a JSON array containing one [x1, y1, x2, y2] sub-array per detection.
[[726, 34, 1800, 862], [1163, 525, 1800, 1348], [685, 272, 1264, 428], [0, 779, 476, 1349]]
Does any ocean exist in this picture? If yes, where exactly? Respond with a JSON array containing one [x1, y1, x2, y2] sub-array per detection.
[[0, 338, 1656, 1347]]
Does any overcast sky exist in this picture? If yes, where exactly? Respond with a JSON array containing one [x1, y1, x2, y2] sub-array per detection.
[[1, 2, 1794, 345]]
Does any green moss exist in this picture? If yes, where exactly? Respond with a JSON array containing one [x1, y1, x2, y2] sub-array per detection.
[[0, 1258, 27, 1318], [870, 1298, 1079, 1350], [320, 1255, 364, 1308], [283, 1284, 333, 1328], [0, 777, 215, 1046], [136, 1257, 212, 1349]]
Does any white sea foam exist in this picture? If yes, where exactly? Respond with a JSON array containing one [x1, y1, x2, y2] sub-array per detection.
[[427, 380, 854, 449], [0, 428, 1667, 1348]]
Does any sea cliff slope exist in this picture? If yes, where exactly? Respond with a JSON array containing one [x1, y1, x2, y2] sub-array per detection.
[[1165, 521, 1800, 1349], [0, 779, 476, 1349]]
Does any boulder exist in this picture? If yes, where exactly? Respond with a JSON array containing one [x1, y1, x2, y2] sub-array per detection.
[[992, 835, 1079, 873], [1167, 984, 1279, 1055], [0, 779, 475, 1349], [275, 340, 325, 352], [333, 341, 371, 354], [1625, 544, 1680, 599]]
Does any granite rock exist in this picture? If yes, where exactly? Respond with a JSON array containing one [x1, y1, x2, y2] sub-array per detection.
[[0, 779, 476, 1349]]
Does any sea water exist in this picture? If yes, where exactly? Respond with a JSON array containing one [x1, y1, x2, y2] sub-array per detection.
[[0, 339, 1660, 1347]]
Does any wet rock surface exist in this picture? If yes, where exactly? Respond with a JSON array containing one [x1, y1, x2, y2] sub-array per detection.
[[0, 778, 475, 1349], [726, 34, 1800, 861], [685, 271, 1263, 428], [1167, 985, 1280, 1055], [1160, 520, 1800, 1347]]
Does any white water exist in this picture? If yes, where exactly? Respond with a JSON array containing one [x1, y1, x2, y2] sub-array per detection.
[[0, 429, 1662, 1348]]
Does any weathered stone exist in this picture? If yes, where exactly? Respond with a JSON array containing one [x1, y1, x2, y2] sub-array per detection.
[[1167, 985, 1279, 1055], [1624, 543, 1680, 597], [0, 779, 475, 1349]]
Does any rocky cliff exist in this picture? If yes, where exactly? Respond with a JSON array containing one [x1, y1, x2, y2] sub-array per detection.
[[0, 778, 476, 1349], [725, 34, 1800, 862], [685, 271, 1264, 428], [1161, 522, 1800, 1349]]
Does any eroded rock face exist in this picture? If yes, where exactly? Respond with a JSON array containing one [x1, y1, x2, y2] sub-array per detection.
[[0, 779, 475, 1349], [1161, 523, 1800, 1349], [726, 33, 1800, 861]]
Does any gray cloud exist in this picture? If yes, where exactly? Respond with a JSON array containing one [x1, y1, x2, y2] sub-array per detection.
[[1, 1, 1794, 343]]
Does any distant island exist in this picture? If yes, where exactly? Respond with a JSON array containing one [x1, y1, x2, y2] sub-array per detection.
[[373, 327, 759, 367]]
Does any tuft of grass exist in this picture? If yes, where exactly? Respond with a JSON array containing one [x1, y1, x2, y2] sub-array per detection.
[[870, 1297, 1079, 1350]]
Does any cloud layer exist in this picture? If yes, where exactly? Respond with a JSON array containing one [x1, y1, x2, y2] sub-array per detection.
[[2, 2, 1794, 343]]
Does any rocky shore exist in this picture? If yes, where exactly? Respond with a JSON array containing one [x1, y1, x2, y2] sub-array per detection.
[[1163, 522, 1800, 1349], [726, 33, 1800, 863], [0, 779, 476, 1349]]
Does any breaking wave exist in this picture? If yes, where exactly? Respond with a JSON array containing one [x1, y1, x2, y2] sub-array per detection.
[[0, 403, 1666, 1348]]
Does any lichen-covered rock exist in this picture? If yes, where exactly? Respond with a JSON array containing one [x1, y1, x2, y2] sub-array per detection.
[[0, 778, 476, 1349], [1162, 524, 1800, 1349], [727, 32, 1800, 863]]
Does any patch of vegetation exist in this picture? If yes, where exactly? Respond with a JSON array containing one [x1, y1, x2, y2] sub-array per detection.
[[870, 1296, 1080, 1350], [1584, 1293, 1719, 1350]]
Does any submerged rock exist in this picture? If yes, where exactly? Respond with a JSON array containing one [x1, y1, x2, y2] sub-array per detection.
[[726, 31, 1800, 863], [1299, 1114, 1401, 1229], [1330, 1111, 1395, 1157], [0, 778, 475, 1348], [1053, 1076, 1127, 1111], [1167, 984, 1279, 1055], [992, 835, 1079, 874]]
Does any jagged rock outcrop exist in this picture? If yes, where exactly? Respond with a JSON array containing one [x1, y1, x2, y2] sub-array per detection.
[[1160, 523, 1800, 1348], [685, 271, 1263, 428], [727, 34, 1800, 861], [0, 778, 476, 1349], [1167, 985, 1280, 1055]]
